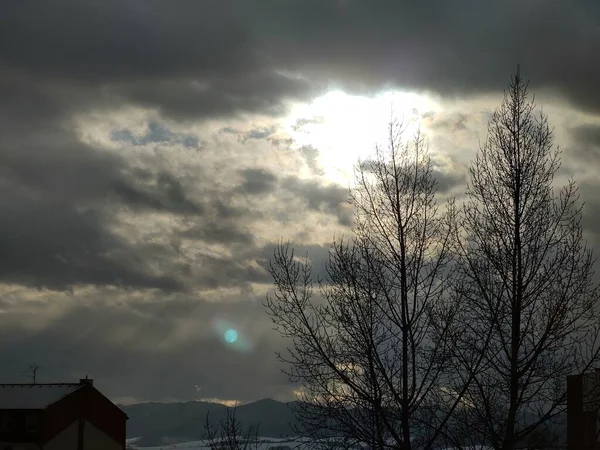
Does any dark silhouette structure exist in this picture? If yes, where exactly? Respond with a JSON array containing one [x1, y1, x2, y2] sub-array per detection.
[[0, 377, 128, 449], [568, 369, 600, 450]]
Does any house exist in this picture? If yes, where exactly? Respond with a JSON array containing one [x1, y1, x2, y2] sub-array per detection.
[[0, 377, 128, 450], [567, 369, 600, 450]]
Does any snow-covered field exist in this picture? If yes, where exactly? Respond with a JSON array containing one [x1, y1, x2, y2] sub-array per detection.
[[127, 436, 311, 450], [126, 437, 494, 450]]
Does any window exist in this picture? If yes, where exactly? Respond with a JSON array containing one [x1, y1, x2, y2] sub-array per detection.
[[1, 413, 14, 432], [26, 414, 38, 432]]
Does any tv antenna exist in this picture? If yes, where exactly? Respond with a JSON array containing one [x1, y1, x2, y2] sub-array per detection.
[[26, 364, 41, 384]]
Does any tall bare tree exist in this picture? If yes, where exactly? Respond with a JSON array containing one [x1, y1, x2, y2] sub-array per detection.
[[451, 67, 600, 450], [266, 123, 464, 450]]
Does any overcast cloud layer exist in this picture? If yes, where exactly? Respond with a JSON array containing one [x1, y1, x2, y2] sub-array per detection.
[[1, 0, 600, 404]]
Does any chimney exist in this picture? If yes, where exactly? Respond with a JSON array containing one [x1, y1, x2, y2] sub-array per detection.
[[79, 376, 93, 386]]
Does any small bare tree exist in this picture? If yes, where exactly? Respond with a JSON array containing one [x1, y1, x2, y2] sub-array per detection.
[[203, 405, 260, 450], [450, 67, 600, 450], [266, 123, 466, 450]]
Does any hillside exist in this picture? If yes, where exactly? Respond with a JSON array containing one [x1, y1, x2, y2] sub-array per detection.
[[121, 398, 299, 446], [121, 398, 568, 448]]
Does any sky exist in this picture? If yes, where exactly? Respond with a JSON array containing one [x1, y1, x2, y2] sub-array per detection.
[[1, 0, 600, 406]]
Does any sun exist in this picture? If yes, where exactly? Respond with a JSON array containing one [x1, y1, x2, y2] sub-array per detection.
[[286, 90, 437, 186]]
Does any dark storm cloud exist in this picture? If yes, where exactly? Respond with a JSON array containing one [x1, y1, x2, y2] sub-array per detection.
[[0, 299, 292, 403], [194, 254, 272, 291], [0, 79, 210, 292], [258, 0, 600, 112], [254, 242, 333, 278], [0, 188, 183, 291], [112, 170, 204, 215], [0, 0, 257, 81], [180, 222, 255, 246], [237, 168, 279, 195], [2, 0, 599, 406], [0, 1, 315, 121], [357, 156, 466, 197], [116, 72, 314, 120], [2, 0, 599, 120], [434, 169, 466, 195], [565, 124, 600, 167], [281, 176, 352, 226], [234, 167, 352, 225], [571, 124, 600, 148], [0, 81, 192, 290], [0, 70, 269, 294], [578, 181, 600, 241]]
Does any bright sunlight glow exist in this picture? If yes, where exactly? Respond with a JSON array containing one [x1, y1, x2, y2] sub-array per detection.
[[285, 90, 439, 186]]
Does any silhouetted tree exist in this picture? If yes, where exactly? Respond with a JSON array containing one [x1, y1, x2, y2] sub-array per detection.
[[449, 67, 600, 450], [203, 405, 260, 450], [266, 123, 467, 450]]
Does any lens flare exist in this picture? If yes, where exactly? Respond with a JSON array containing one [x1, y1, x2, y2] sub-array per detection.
[[211, 317, 253, 353], [224, 328, 238, 343]]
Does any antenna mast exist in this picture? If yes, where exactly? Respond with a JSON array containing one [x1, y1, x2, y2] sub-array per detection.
[[29, 364, 41, 384]]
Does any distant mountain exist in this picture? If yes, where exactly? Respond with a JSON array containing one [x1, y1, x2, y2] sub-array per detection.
[[120, 398, 300, 447], [121, 399, 569, 448]]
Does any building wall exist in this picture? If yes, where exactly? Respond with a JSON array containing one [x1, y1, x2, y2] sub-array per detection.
[[79, 385, 127, 447], [41, 383, 127, 448], [0, 409, 42, 443], [568, 372, 600, 450], [84, 420, 123, 450], [0, 381, 126, 450], [43, 420, 78, 450], [1, 419, 123, 450], [0, 443, 39, 450]]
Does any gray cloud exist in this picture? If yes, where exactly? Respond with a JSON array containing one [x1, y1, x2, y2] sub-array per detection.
[[180, 221, 255, 247], [0, 190, 182, 291], [435, 169, 466, 195], [244, 126, 278, 142], [298, 145, 325, 175], [254, 241, 334, 282], [0, 298, 291, 403], [0, 70, 269, 295], [2, 0, 600, 406], [0, 0, 257, 81], [112, 170, 204, 215], [0, 82, 191, 291], [234, 167, 352, 226], [112, 122, 201, 148], [281, 176, 352, 226], [115, 72, 314, 121], [261, 1, 600, 112], [237, 168, 279, 195], [2, 1, 599, 121], [563, 124, 600, 169], [427, 112, 470, 133], [292, 117, 325, 132], [571, 124, 600, 148], [578, 181, 600, 240]]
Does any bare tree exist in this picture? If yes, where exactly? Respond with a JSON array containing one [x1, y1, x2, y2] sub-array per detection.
[[266, 123, 465, 450], [203, 405, 260, 450], [450, 67, 600, 450]]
